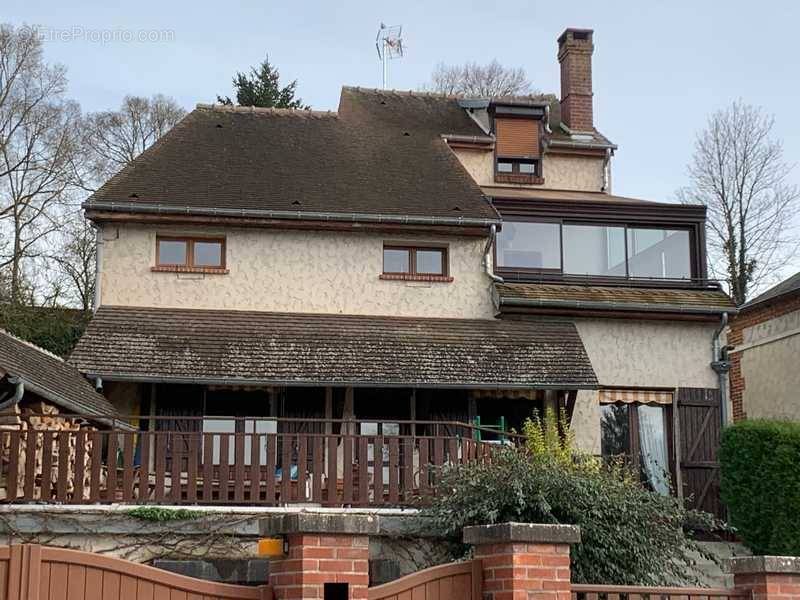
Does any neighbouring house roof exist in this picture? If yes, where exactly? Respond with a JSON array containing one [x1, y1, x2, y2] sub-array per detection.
[[84, 88, 499, 227], [69, 306, 599, 389], [496, 283, 737, 316], [742, 271, 800, 311], [0, 329, 118, 419]]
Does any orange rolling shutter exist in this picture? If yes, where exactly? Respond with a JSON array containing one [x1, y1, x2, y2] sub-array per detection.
[[495, 118, 541, 158]]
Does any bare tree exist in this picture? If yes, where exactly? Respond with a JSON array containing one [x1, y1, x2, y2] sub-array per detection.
[[48, 216, 96, 312], [0, 24, 84, 304], [678, 101, 800, 305], [83, 94, 185, 186], [0, 25, 67, 177], [425, 59, 534, 97]]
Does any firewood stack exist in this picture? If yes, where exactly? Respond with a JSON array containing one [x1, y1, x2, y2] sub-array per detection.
[[0, 401, 97, 501]]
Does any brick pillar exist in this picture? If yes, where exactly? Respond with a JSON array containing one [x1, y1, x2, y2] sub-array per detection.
[[261, 513, 378, 600], [729, 556, 800, 599], [464, 522, 580, 600]]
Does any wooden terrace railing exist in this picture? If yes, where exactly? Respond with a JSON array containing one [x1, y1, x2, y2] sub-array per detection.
[[0, 417, 516, 507]]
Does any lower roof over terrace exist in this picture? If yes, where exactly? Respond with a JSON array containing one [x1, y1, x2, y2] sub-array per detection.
[[69, 306, 598, 390]]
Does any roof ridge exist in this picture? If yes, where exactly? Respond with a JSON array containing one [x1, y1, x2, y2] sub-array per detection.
[[0, 328, 65, 363], [342, 86, 557, 103], [195, 103, 336, 118], [342, 86, 463, 100]]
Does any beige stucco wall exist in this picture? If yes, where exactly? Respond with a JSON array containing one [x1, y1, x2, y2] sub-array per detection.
[[452, 148, 605, 192], [738, 308, 800, 421], [100, 224, 497, 319], [569, 318, 719, 454]]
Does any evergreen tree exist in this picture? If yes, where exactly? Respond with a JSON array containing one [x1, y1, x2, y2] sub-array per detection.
[[217, 56, 309, 109]]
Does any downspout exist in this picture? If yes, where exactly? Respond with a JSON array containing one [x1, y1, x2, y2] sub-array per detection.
[[711, 312, 732, 426], [601, 147, 611, 192], [483, 225, 504, 283], [0, 377, 24, 412], [93, 224, 103, 313]]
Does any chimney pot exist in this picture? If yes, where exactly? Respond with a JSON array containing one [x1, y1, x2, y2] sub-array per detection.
[[558, 28, 594, 133]]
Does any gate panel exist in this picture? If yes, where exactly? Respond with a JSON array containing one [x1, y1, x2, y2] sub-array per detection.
[[0, 545, 272, 600], [368, 560, 482, 600], [677, 387, 725, 520]]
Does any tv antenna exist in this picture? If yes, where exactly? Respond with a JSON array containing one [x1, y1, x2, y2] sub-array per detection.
[[375, 23, 404, 89]]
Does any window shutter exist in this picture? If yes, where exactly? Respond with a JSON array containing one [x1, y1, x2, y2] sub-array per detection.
[[495, 118, 541, 158]]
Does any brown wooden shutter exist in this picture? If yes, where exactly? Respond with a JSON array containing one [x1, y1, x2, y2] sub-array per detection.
[[495, 118, 541, 158], [676, 387, 725, 520]]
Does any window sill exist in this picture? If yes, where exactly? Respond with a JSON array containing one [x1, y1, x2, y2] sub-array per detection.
[[494, 174, 545, 185], [379, 273, 453, 283], [151, 266, 229, 275]]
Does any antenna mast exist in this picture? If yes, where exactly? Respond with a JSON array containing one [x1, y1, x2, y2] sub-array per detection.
[[375, 23, 404, 89]]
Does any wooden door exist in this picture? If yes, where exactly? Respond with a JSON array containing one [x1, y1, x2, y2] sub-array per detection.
[[676, 388, 725, 520]]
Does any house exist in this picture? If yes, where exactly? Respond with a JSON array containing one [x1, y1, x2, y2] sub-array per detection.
[[727, 271, 800, 422], [2, 28, 735, 513]]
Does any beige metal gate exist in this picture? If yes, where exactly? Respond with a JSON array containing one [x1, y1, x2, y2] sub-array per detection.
[[0, 544, 272, 600]]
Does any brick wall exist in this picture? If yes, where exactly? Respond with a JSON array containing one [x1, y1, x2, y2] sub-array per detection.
[[464, 523, 579, 600], [557, 29, 594, 132], [475, 542, 571, 600], [730, 556, 800, 599], [270, 533, 370, 600], [728, 293, 800, 421]]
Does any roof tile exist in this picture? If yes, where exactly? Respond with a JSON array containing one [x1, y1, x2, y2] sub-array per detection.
[[69, 307, 598, 389], [497, 283, 736, 314], [0, 329, 117, 417]]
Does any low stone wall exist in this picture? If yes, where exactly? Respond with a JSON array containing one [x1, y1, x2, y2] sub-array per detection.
[[0, 505, 456, 585]]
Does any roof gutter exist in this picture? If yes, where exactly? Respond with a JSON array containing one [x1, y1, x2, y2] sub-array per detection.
[[547, 139, 618, 151], [84, 201, 502, 228], [81, 372, 599, 391], [441, 133, 495, 147], [499, 296, 739, 315], [3, 376, 134, 431]]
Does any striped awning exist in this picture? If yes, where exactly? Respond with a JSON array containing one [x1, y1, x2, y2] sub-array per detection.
[[599, 388, 673, 405]]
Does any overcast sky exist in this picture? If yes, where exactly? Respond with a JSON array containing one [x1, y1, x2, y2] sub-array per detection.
[[6, 0, 800, 276]]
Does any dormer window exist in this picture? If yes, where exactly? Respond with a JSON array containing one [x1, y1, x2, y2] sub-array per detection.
[[497, 158, 540, 176], [494, 117, 543, 184]]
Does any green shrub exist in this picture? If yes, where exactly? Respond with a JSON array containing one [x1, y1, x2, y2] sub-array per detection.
[[720, 419, 800, 555], [0, 304, 89, 357], [522, 406, 576, 467], [423, 447, 718, 585]]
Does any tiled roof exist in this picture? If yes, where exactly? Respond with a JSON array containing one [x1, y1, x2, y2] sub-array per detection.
[[481, 187, 661, 205], [496, 283, 736, 315], [69, 306, 598, 389], [743, 271, 800, 310], [0, 329, 118, 418], [85, 88, 498, 224]]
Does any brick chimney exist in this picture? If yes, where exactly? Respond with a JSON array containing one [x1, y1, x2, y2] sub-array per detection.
[[558, 28, 594, 133]]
